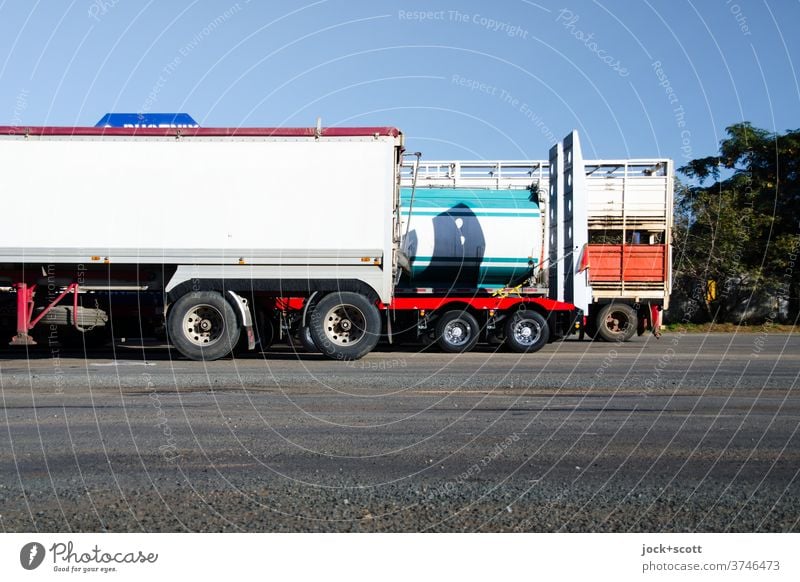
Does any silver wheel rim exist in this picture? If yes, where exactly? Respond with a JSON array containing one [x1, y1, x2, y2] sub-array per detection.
[[322, 304, 367, 346], [443, 318, 472, 347], [604, 310, 631, 333], [182, 304, 225, 347], [512, 318, 542, 346]]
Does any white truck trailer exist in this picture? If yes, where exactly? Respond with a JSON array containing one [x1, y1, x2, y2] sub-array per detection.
[[0, 123, 404, 360]]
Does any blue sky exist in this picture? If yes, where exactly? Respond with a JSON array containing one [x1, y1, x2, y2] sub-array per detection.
[[1, 0, 797, 166]]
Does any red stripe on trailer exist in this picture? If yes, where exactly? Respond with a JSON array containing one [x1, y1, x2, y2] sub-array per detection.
[[398, 287, 547, 296], [387, 296, 576, 312], [0, 126, 402, 138]]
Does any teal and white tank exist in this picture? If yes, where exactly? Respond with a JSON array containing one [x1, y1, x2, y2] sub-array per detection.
[[399, 187, 542, 288]]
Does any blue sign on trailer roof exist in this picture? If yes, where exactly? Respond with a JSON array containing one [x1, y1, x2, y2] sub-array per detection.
[[95, 113, 199, 128]]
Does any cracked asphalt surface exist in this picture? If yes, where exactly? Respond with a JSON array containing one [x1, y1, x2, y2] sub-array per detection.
[[1, 333, 798, 532]]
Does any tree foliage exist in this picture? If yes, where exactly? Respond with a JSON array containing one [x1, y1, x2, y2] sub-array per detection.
[[673, 122, 800, 324]]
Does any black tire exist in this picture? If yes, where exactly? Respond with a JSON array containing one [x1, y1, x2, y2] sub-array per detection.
[[637, 311, 648, 337], [167, 291, 240, 361], [434, 310, 480, 353], [504, 310, 549, 353], [255, 315, 275, 351], [584, 317, 598, 340], [595, 303, 637, 342], [308, 292, 380, 360], [296, 325, 318, 353]]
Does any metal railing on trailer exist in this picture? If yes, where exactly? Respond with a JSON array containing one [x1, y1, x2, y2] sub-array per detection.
[[400, 158, 672, 234]]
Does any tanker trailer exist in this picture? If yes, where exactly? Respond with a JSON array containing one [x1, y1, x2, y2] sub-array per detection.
[[399, 186, 542, 289], [385, 181, 579, 353]]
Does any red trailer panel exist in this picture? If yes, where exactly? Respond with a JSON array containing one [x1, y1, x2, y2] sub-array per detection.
[[586, 244, 667, 283]]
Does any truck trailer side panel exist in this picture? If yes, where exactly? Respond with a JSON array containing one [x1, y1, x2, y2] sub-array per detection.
[[0, 127, 403, 360], [0, 136, 395, 264]]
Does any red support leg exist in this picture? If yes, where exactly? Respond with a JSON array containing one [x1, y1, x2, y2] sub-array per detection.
[[10, 282, 37, 346]]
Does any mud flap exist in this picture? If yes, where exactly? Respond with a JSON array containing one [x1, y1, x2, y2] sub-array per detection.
[[227, 290, 255, 350]]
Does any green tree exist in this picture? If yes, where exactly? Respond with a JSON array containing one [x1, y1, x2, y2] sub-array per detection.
[[674, 122, 800, 324]]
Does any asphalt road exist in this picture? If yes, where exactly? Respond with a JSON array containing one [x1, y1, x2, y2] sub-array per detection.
[[1, 333, 798, 532]]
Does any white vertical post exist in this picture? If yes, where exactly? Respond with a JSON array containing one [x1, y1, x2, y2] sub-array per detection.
[[563, 131, 591, 313], [548, 131, 591, 312]]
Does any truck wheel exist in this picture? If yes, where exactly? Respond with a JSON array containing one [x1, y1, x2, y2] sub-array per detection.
[[435, 310, 480, 353], [596, 303, 637, 342], [308, 292, 380, 360], [504, 311, 549, 353], [257, 315, 275, 351], [637, 313, 648, 337], [296, 326, 318, 353], [168, 291, 240, 361]]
